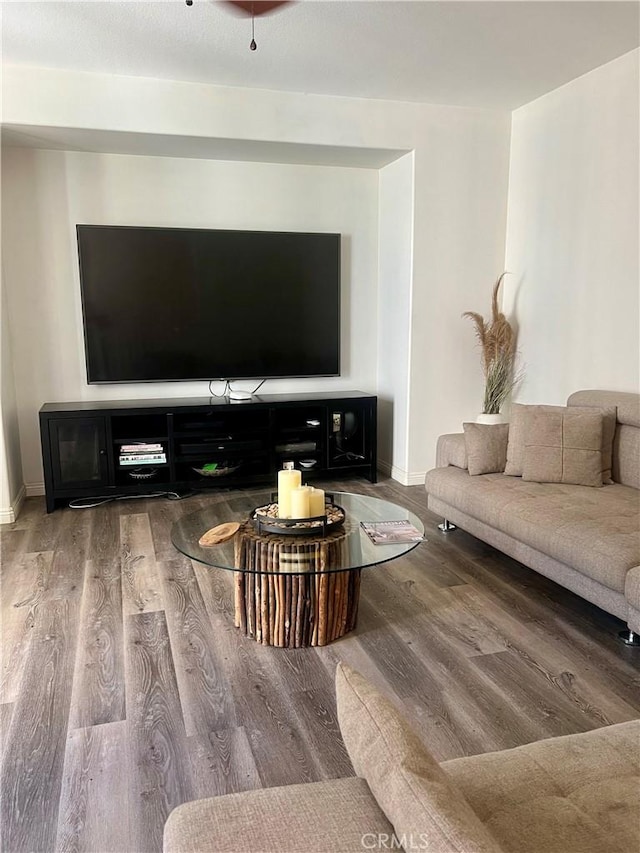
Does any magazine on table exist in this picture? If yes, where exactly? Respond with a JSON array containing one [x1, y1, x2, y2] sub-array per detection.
[[360, 519, 425, 545]]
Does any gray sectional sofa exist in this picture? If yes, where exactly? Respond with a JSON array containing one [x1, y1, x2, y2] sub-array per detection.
[[425, 390, 640, 640], [164, 664, 640, 852]]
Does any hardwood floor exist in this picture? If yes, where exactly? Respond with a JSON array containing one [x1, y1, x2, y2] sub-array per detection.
[[2, 479, 639, 852]]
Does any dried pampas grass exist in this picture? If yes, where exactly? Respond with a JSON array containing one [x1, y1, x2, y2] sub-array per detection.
[[463, 273, 521, 414]]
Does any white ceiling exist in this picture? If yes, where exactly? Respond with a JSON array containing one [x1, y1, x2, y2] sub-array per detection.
[[1, 1, 639, 111]]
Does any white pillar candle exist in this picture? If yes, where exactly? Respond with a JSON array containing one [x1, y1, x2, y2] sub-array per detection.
[[308, 487, 325, 518], [277, 464, 301, 518], [291, 486, 311, 519]]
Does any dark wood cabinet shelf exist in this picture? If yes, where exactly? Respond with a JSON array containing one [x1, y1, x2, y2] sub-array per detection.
[[175, 452, 268, 464], [173, 431, 268, 439], [113, 436, 169, 445], [40, 391, 377, 512], [118, 462, 170, 469]]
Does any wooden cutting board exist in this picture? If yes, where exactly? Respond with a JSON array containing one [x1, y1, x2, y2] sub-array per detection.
[[198, 521, 240, 546]]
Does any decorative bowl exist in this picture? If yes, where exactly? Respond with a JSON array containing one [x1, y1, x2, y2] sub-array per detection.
[[252, 502, 345, 536], [192, 463, 241, 478], [299, 459, 317, 469], [128, 467, 159, 480]]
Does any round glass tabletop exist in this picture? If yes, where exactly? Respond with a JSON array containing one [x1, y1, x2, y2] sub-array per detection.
[[171, 490, 424, 575]]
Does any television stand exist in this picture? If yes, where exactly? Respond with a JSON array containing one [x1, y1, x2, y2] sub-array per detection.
[[39, 391, 377, 512]]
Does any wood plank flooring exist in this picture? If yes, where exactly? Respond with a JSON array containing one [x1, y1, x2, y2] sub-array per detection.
[[1, 478, 639, 852]]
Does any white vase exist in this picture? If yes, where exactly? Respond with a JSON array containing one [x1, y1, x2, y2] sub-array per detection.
[[476, 413, 505, 425]]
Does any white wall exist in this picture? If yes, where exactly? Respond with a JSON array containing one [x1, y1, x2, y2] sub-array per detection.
[[377, 152, 414, 478], [407, 120, 511, 479], [504, 49, 639, 403], [1, 144, 25, 520], [1, 272, 24, 520], [1, 148, 379, 491]]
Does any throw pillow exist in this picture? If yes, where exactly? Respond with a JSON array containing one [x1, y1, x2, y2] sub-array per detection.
[[584, 404, 616, 483], [504, 404, 564, 476], [335, 663, 505, 853], [522, 409, 603, 487], [463, 423, 510, 476], [505, 403, 616, 483]]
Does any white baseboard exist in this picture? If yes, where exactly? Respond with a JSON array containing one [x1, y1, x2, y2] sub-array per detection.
[[0, 484, 26, 524], [378, 461, 426, 487], [25, 482, 46, 497], [377, 459, 393, 478], [406, 471, 427, 487]]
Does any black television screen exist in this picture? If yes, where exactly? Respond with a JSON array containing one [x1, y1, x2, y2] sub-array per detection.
[[76, 225, 341, 383]]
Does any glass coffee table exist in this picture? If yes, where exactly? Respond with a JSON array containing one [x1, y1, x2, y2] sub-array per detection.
[[171, 491, 424, 647]]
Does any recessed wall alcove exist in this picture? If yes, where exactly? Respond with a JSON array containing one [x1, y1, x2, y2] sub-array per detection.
[[1, 66, 513, 516]]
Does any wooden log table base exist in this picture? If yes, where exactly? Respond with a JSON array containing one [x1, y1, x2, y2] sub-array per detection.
[[233, 523, 360, 647]]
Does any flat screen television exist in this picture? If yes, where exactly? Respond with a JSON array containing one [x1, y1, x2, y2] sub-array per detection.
[[76, 225, 341, 384]]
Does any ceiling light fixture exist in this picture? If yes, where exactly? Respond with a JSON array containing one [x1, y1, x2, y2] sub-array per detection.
[[185, 1, 291, 51], [250, 5, 257, 51]]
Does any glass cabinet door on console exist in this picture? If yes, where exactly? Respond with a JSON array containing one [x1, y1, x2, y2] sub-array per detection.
[[49, 417, 110, 489]]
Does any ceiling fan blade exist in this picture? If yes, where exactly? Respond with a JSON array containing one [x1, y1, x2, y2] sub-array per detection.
[[220, 1, 292, 17]]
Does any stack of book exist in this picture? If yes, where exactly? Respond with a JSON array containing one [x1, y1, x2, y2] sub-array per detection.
[[119, 443, 166, 466]]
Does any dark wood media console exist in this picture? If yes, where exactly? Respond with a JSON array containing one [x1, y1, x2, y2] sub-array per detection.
[[39, 391, 377, 512]]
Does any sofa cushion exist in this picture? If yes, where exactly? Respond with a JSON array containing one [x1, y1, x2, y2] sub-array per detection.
[[163, 776, 393, 853], [463, 423, 509, 475], [335, 662, 505, 853], [613, 425, 640, 490], [581, 406, 615, 483], [568, 390, 640, 428], [506, 403, 616, 483], [443, 720, 640, 853], [523, 409, 603, 488], [568, 391, 640, 488], [424, 466, 640, 592]]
